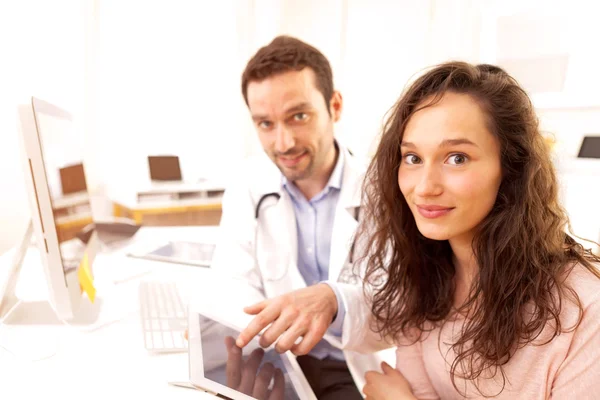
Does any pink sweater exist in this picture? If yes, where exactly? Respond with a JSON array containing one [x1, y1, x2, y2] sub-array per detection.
[[396, 264, 600, 399]]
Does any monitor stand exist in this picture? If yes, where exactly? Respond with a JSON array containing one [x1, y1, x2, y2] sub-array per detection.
[[2, 297, 105, 326], [0, 221, 40, 323], [0, 221, 139, 361], [0, 221, 61, 360], [0, 220, 109, 328]]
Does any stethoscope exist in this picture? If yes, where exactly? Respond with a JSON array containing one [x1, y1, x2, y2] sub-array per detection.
[[254, 192, 287, 281], [253, 191, 361, 283], [255, 192, 281, 219]]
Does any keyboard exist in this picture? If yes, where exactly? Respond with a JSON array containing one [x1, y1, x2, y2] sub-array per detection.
[[138, 280, 188, 353]]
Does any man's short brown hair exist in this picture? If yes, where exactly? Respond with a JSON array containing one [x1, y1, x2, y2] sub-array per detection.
[[241, 36, 334, 110]]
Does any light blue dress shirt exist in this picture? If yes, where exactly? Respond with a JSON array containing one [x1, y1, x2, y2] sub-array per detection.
[[282, 148, 347, 361]]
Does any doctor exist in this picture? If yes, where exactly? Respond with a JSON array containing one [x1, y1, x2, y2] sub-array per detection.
[[211, 35, 391, 399]]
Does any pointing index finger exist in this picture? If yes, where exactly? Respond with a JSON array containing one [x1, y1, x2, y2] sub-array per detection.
[[244, 300, 268, 315], [237, 304, 280, 348]]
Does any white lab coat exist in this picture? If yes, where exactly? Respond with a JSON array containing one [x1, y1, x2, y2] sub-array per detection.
[[210, 145, 395, 394]]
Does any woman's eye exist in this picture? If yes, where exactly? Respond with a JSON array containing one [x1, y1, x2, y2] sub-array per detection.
[[447, 154, 468, 165], [403, 154, 422, 165], [293, 113, 308, 121]]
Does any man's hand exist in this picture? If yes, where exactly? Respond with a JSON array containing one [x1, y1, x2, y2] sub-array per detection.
[[236, 284, 338, 355], [224, 336, 285, 400], [363, 362, 416, 400]]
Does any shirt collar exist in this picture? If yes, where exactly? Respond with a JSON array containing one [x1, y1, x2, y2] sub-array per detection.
[[327, 143, 344, 190]]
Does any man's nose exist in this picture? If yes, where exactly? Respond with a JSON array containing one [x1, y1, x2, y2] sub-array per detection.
[[274, 125, 295, 153]]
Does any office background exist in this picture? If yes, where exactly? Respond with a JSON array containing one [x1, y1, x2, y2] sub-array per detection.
[[1, 0, 599, 255]]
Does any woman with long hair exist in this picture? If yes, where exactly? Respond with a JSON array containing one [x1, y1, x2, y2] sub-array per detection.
[[348, 61, 600, 399]]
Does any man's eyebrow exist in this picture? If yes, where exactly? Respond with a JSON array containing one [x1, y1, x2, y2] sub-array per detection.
[[251, 102, 312, 122], [251, 113, 267, 122], [283, 102, 312, 114]]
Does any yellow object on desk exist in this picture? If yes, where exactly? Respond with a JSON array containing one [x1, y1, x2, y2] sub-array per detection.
[[543, 134, 556, 152], [78, 252, 96, 303]]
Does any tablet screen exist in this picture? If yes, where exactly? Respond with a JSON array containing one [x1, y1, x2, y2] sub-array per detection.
[[129, 241, 215, 267], [197, 315, 302, 400], [149, 241, 214, 263]]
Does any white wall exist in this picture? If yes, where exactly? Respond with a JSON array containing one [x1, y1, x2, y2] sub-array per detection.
[[0, 99, 30, 255], [85, 0, 488, 199], [0, 0, 87, 254], [340, 0, 484, 160], [90, 0, 253, 201], [480, 1, 600, 250], [2, 0, 598, 254], [539, 108, 600, 252]]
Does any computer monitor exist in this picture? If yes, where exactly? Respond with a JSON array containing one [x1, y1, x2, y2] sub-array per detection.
[[148, 155, 183, 181], [59, 162, 88, 195], [577, 136, 600, 159], [0, 96, 101, 324]]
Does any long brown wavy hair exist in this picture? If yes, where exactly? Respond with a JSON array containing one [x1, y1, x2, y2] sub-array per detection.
[[358, 61, 600, 395]]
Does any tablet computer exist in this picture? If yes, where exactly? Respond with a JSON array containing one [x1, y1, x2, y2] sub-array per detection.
[[127, 240, 215, 267], [188, 308, 317, 400]]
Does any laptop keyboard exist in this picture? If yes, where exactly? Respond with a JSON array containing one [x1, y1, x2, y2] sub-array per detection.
[[139, 280, 188, 353]]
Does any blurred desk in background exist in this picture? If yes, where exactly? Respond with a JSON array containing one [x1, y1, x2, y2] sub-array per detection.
[[52, 191, 94, 242], [113, 197, 222, 226], [111, 181, 225, 226], [55, 214, 94, 242]]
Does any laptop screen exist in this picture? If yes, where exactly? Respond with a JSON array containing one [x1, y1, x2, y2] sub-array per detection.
[[577, 136, 600, 159], [148, 155, 182, 181], [198, 315, 302, 400]]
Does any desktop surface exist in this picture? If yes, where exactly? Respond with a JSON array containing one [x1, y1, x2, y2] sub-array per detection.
[[0, 225, 223, 399]]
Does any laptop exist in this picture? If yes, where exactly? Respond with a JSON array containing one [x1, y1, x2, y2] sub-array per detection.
[[148, 155, 183, 182], [187, 308, 317, 400], [577, 136, 600, 159]]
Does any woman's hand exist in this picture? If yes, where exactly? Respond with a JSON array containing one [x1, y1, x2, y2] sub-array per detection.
[[363, 361, 417, 400]]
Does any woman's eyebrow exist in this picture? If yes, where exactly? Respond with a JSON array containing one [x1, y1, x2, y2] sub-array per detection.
[[400, 138, 479, 149], [439, 138, 479, 148]]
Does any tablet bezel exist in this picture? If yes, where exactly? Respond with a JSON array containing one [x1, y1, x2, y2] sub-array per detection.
[[128, 240, 215, 267], [187, 306, 316, 400]]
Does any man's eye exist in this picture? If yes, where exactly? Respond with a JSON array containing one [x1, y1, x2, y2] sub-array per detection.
[[293, 113, 308, 121], [258, 121, 272, 129]]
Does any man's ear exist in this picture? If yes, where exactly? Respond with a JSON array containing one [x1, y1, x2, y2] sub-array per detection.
[[329, 91, 343, 122]]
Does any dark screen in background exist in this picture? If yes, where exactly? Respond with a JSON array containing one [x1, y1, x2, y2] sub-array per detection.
[[577, 136, 600, 159], [148, 155, 182, 181]]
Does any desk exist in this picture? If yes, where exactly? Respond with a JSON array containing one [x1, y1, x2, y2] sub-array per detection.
[[52, 191, 90, 211], [111, 178, 224, 227], [0, 226, 224, 399], [53, 191, 94, 242], [55, 213, 94, 242], [113, 197, 222, 226]]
